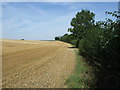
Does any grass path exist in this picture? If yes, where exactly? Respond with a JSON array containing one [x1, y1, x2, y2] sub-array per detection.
[[66, 50, 95, 88]]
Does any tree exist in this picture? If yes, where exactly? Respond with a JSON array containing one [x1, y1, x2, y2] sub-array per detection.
[[79, 11, 120, 88], [55, 36, 60, 41], [68, 9, 95, 47]]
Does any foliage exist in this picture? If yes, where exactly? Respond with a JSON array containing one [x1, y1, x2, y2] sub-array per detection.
[[79, 11, 120, 88], [55, 36, 60, 41], [55, 10, 120, 88], [55, 10, 95, 47]]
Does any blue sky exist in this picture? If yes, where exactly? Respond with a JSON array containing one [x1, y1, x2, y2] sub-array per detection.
[[2, 2, 118, 40]]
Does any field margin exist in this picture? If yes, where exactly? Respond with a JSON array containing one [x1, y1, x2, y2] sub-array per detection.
[[66, 49, 95, 88]]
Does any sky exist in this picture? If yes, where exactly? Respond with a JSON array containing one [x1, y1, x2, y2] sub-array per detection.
[[1, 2, 118, 40]]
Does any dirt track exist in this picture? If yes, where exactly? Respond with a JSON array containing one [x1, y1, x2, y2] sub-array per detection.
[[2, 39, 76, 88]]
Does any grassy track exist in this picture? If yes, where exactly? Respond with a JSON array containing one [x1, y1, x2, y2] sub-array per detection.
[[66, 50, 95, 88]]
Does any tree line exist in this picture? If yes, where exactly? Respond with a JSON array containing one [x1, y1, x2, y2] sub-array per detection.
[[55, 10, 120, 88]]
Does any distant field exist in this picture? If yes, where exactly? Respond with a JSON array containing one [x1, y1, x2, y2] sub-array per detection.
[[2, 39, 76, 88]]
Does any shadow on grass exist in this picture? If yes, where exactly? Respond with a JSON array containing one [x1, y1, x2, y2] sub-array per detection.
[[81, 55, 120, 88], [66, 50, 120, 88], [67, 46, 77, 48]]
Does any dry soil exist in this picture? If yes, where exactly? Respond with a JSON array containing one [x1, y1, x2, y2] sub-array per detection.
[[1, 39, 76, 88]]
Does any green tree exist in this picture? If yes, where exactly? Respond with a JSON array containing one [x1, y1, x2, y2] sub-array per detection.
[[68, 9, 95, 47], [55, 36, 60, 41], [79, 11, 120, 88]]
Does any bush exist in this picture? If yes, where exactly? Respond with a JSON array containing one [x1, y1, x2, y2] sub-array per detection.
[[55, 10, 120, 88], [79, 12, 120, 88]]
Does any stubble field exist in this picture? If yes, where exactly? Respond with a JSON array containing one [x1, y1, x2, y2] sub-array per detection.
[[1, 39, 76, 88]]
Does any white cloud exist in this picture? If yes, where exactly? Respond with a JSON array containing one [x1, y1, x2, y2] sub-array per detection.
[[2, 2, 48, 30], [2, 2, 118, 40], [2, 2, 76, 40]]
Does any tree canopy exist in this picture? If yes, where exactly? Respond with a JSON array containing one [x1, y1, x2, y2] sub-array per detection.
[[55, 10, 120, 88]]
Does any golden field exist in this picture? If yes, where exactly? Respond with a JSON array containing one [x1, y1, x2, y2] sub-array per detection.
[[1, 39, 76, 88]]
